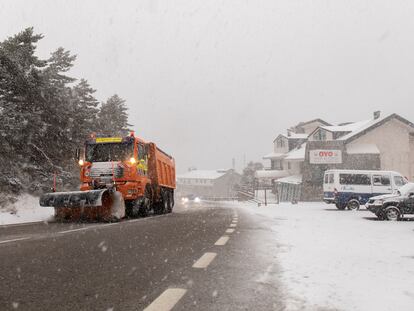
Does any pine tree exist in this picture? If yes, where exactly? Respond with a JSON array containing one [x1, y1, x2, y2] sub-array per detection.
[[70, 79, 99, 143], [0, 28, 47, 197], [97, 94, 131, 136]]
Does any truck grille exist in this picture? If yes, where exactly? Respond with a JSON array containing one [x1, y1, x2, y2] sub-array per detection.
[[90, 162, 124, 179]]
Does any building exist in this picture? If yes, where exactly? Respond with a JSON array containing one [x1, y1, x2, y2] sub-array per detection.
[[259, 119, 330, 194], [176, 169, 241, 199], [260, 112, 414, 201], [302, 112, 414, 200]]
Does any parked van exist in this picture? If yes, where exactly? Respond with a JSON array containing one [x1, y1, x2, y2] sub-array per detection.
[[323, 170, 407, 210]]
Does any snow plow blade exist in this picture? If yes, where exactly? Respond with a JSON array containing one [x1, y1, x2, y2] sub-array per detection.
[[39, 189, 125, 222]]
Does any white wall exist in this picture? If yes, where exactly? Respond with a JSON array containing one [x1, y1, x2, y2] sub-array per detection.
[[410, 135, 414, 180], [286, 160, 302, 175], [348, 118, 414, 181]]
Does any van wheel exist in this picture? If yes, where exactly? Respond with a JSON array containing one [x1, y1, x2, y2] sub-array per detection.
[[385, 207, 400, 221], [335, 203, 346, 210], [347, 199, 360, 211]]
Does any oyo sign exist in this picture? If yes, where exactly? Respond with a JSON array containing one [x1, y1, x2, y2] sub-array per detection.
[[310, 149, 342, 164]]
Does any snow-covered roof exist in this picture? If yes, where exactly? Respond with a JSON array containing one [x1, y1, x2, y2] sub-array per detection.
[[177, 170, 228, 180], [274, 132, 308, 142], [288, 133, 308, 139], [276, 174, 302, 184], [338, 115, 388, 141], [285, 143, 306, 161], [320, 119, 373, 133], [309, 114, 406, 142], [346, 143, 380, 154], [263, 152, 286, 160], [255, 170, 289, 179]]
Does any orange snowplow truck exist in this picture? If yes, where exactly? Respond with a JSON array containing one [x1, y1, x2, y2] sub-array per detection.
[[39, 132, 176, 221]]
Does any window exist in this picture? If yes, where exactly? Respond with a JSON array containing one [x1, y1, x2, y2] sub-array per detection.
[[394, 176, 406, 187], [339, 174, 371, 185], [276, 138, 286, 148], [138, 143, 143, 160], [313, 129, 327, 141], [86, 142, 133, 162], [373, 175, 390, 186], [324, 173, 334, 184], [274, 160, 283, 170]]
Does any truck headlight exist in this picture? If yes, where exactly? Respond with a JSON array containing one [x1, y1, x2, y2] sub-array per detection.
[[374, 199, 384, 205]]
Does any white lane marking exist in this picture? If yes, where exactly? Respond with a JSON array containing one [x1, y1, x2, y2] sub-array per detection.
[[192, 252, 217, 269], [0, 237, 31, 244], [230, 223, 237, 228], [225, 228, 235, 234], [58, 227, 95, 234], [144, 288, 187, 311], [125, 214, 166, 223], [214, 236, 230, 246]]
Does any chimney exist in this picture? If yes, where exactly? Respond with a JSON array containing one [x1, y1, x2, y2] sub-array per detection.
[[287, 129, 292, 137], [373, 111, 381, 119]]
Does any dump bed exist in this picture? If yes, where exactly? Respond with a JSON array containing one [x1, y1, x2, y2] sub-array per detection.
[[147, 142, 176, 189]]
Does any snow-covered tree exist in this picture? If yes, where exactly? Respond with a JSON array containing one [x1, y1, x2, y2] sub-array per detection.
[[97, 94, 131, 136], [0, 28, 131, 206]]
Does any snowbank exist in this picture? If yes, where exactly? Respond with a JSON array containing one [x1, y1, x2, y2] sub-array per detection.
[[0, 194, 54, 226], [240, 202, 414, 311]]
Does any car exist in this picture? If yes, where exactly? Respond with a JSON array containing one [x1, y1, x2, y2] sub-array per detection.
[[181, 194, 201, 204], [366, 183, 414, 220]]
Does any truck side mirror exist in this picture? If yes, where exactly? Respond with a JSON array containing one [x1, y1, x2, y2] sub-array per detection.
[[75, 148, 80, 161], [409, 192, 414, 197]]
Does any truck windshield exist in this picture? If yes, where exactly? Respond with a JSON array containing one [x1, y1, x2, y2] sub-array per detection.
[[85, 143, 133, 162]]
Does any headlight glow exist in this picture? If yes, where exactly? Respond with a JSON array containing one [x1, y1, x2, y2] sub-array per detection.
[[78, 159, 84, 166], [130, 157, 136, 164]]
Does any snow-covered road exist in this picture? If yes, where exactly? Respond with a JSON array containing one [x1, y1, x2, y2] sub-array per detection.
[[239, 202, 414, 311]]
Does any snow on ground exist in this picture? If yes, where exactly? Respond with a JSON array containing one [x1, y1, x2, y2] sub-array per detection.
[[0, 194, 54, 226], [240, 202, 414, 311]]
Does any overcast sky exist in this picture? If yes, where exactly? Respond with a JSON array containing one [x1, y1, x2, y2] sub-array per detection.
[[1, 0, 414, 173]]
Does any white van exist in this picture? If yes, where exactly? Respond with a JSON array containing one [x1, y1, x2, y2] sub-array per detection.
[[323, 169, 407, 210]]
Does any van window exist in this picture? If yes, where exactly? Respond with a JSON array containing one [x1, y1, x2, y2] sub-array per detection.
[[329, 174, 334, 184], [373, 175, 390, 186], [339, 174, 371, 185], [394, 176, 406, 187], [324, 174, 329, 184]]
